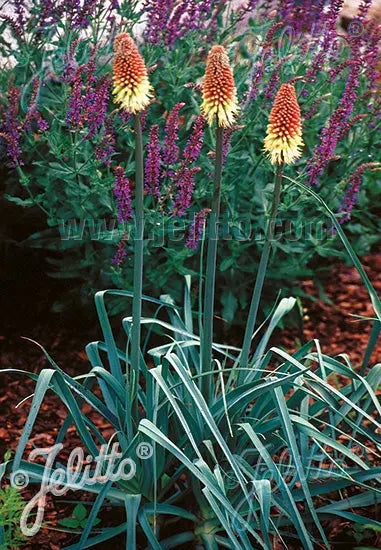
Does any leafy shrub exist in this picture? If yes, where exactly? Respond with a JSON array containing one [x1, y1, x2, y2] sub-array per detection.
[[1, 0, 380, 322]]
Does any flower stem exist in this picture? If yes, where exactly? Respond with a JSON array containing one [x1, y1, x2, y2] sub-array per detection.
[[201, 126, 224, 400], [131, 114, 144, 418], [238, 165, 283, 383]]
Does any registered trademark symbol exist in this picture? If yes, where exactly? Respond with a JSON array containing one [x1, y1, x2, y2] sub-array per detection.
[[136, 442, 153, 459]]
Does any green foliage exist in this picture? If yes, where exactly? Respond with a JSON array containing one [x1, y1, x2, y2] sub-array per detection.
[[1, 1, 380, 321], [59, 504, 101, 531], [353, 522, 381, 545], [0, 486, 28, 550]]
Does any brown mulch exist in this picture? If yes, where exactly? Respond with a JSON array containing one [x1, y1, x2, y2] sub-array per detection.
[[0, 254, 380, 549], [280, 253, 381, 366]]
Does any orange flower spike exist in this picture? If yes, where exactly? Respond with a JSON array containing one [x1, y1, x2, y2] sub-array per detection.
[[112, 33, 153, 114], [264, 83, 304, 165], [201, 45, 239, 128]]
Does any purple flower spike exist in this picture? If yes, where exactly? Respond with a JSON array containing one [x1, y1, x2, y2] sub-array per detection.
[[113, 166, 133, 223], [171, 166, 201, 217], [86, 74, 112, 139], [74, 0, 98, 29], [96, 116, 115, 166], [143, 0, 213, 48], [185, 208, 211, 249], [264, 55, 293, 101], [363, 20, 381, 92], [356, 0, 373, 22], [37, 0, 60, 35], [24, 77, 49, 132], [162, 102, 185, 166], [112, 234, 128, 265], [339, 163, 381, 223], [305, 0, 344, 85], [64, 46, 110, 139], [144, 124, 162, 199], [12, 0, 25, 32], [183, 115, 205, 165], [1, 81, 23, 167], [0, 15, 23, 39], [247, 22, 283, 102], [306, 25, 364, 186]]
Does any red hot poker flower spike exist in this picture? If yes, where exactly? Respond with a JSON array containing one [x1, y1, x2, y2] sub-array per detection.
[[201, 45, 239, 128], [112, 33, 152, 114], [264, 83, 303, 165]]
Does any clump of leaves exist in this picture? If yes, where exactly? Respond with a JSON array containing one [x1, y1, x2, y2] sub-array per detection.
[[59, 503, 101, 531], [0, 486, 28, 550]]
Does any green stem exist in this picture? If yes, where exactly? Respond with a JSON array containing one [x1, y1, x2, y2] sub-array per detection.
[[131, 114, 144, 419], [238, 165, 284, 383], [201, 126, 224, 400], [360, 320, 380, 376]]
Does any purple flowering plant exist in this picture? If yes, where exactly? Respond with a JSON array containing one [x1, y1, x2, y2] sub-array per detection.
[[0, 0, 380, 321]]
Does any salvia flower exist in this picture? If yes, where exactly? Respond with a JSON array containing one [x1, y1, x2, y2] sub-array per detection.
[[143, 0, 213, 48], [208, 125, 242, 165], [247, 22, 283, 103], [356, 0, 373, 22], [12, 0, 25, 33], [338, 163, 380, 223], [112, 234, 128, 265], [1, 81, 22, 166], [96, 116, 116, 166], [0, 15, 23, 40], [279, 0, 326, 35], [363, 20, 381, 92], [74, 0, 98, 29], [338, 114, 368, 141], [305, 0, 343, 85], [112, 33, 153, 114], [144, 125, 161, 199], [201, 45, 239, 128], [24, 77, 49, 132], [222, 125, 241, 165], [185, 208, 211, 249], [86, 74, 112, 139], [62, 39, 83, 84], [37, 0, 60, 36], [264, 83, 303, 165], [162, 102, 185, 166], [264, 55, 293, 101], [113, 166, 133, 223], [143, 0, 173, 46], [182, 115, 205, 165], [66, 65, 86, 128], [171, 166, 201, 217], [306, 31, 363, 185]]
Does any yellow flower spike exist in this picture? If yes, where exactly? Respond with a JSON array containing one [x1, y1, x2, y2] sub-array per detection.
[[201, 45, 239, 128], [264, 83, 304, 165], [112, 33, 153, 114]]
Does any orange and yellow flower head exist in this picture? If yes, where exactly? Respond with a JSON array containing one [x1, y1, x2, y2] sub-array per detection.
[[112, 33, 152, 114], [201, 45, 239, 128], [264, 83, 304, 165]]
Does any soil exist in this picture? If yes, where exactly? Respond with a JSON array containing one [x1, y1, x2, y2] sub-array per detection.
[[0, 253, 380, 549], [280, 253, 381, 366]]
